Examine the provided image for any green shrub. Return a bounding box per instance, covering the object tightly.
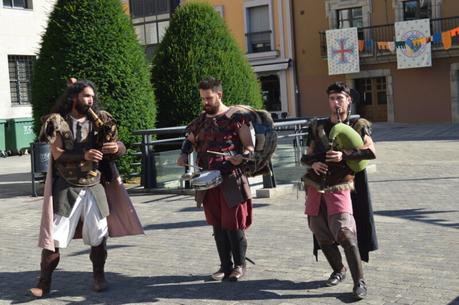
[151,2,263,127]
[31,0,156,177]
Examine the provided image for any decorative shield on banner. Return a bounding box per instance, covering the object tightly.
[395,19,432,69]
[326,27,360,75]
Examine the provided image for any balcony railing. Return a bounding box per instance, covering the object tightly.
[319,16,459,59]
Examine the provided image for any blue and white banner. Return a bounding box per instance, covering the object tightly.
[395,19,432,69]
[326,27,360,75]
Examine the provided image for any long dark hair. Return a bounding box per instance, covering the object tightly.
[51,80,100,116]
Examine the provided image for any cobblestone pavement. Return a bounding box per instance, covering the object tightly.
[0,123,458,305]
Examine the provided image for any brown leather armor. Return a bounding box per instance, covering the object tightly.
[40,113,101,187]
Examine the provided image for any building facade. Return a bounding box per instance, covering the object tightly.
[129,0,298,118]
[186,0,298,118]
[0,0,56,120]
[294,0,459,123]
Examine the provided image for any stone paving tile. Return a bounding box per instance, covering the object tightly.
[0,123,459,305]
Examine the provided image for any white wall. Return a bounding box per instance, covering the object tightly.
[0,0,56,120]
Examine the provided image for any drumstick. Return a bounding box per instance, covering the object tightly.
[183,163,203,170]
[206,150,228,157]
[207,150,253,161]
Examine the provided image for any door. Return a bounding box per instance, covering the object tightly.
[259,74,281,112]
[354,77,387,122]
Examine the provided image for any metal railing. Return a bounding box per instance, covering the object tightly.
[319,16,459,58]
[130,118,311,190]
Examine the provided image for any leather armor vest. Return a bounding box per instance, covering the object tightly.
[54,115,101,187]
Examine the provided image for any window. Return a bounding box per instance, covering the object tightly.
[3,0,32,9]
[130,0,178,60]
[403,0,431,20]
[134,20,169,45]
[336,7,364,39]
[246,5,272,53]
[214,5,224,17]
[8,55,34,105]
[337,7,363,28]
[130,0,169,18]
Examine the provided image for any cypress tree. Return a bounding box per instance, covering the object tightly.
[31,0,156,176]
[151,2,263,127]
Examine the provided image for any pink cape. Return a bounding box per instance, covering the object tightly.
[38,160,144,251]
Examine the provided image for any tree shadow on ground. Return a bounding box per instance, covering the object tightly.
[375,208,459,229]
[0,271,361,305]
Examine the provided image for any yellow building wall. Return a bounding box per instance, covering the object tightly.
[293,0,335,116]
[183,0,246,50]
[183,0,290,61]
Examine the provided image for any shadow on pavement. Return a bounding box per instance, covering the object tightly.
[375,208,459,229]
[1,271,360,305]
[370,176,459,183]
[371,123,459,142]
[143,220,208,231]
[0,172,36,199]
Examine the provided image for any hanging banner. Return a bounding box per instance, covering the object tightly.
[395,19,432,69]
[326,27,360,75]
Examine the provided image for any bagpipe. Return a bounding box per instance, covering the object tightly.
[86,107,118,147]
[85,107,119,179]
[328,108,367,173]
[302,108,368,192]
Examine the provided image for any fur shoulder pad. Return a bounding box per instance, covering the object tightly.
[39,113,72,144]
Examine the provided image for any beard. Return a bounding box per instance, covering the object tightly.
[204,102,219,115]
[75,100,90,115]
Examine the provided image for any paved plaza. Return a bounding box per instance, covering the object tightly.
[0,122,458,305]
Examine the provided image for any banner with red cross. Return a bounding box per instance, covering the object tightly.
[326,27,360,75]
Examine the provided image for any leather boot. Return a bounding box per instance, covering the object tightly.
[212,227,233,281]
[90,239,107,292]
[227,230,247,281]
[340,232,367,299]
[30,248,60,298]
[320,243,346,286]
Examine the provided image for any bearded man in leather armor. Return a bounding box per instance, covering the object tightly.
[30,79,143,297]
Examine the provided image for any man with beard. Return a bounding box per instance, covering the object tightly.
[177,77,254,281]
[29,80,143,297]
[301,82,377,300]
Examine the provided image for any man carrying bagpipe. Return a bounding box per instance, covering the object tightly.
[29,79,143,297]
[301,82,378,300]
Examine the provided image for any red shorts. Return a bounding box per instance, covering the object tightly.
[203,187,252,230]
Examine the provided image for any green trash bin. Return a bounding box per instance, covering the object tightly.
[5,117,36,155]
[0,119,6,157]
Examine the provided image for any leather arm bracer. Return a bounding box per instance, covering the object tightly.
[180,139,193,155]
[342,148,376,161]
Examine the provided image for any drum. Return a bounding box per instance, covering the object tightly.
[190,170,223,191]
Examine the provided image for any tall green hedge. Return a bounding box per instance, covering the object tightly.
[31,0,156,176]
[151,2,263,127]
